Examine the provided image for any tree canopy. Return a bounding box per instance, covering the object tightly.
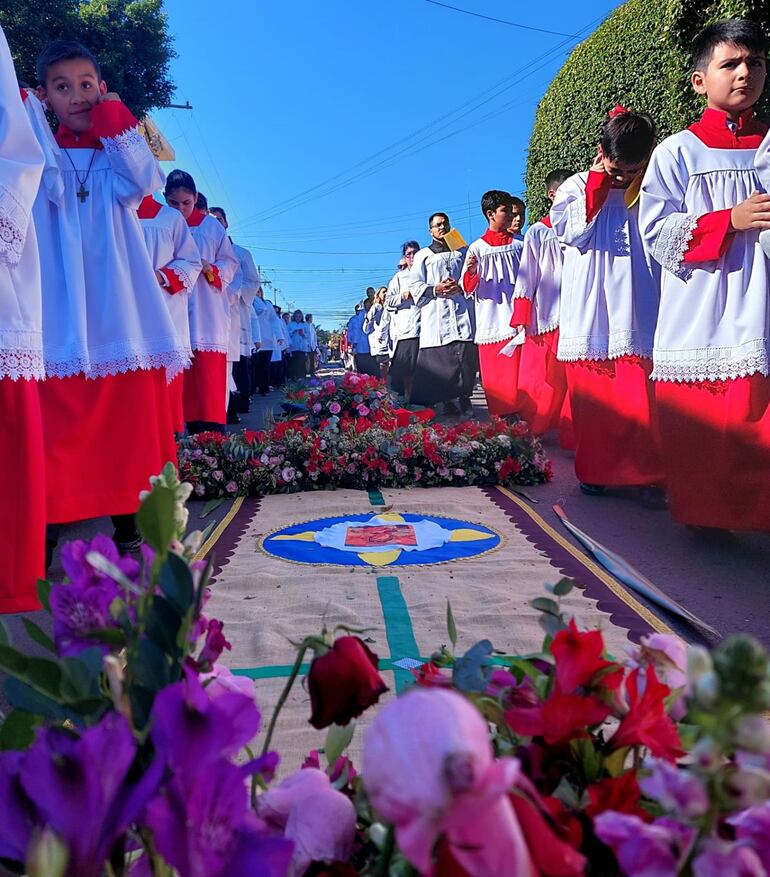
[524,0,770,218]
[1,0,175,119]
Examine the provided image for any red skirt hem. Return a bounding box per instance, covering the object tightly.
[655,373,770,531]
[183,350,226,423]
[565,356,664,487]
[0,378,44,613]
[517,329,567,435]
[39,368,176,523]
[478,340,521,417]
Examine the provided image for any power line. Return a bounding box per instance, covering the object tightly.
[423,0,578,37]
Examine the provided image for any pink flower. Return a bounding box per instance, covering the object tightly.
[692,839,766,877]
[259,768,355,876]
[357,404,370,416]
[362,688,538,876]
[312,403,322,413]
[200,664,256,701]
[280,467,296,482]
[626,633,688,720]
[329,402,341,414]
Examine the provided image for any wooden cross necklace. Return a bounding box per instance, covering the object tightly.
[63,147,97,203]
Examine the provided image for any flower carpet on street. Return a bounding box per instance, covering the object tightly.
[177,373,552,498]
[1,468,769,876]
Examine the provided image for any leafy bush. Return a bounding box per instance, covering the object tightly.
[525,0,770,218]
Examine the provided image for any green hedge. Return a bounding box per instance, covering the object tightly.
[524,0,770,218]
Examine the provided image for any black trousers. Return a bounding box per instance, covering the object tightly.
[233,356,251,412]
[254,349,273,395]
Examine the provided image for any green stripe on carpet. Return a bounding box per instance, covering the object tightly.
[376,575,421,692]
[232,656,429,680]
[367,489,386,506]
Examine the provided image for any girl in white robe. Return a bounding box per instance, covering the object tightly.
[163,169,238,430]
[137,195,202,432]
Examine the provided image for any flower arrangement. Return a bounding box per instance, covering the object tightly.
[288,373,394,428]
[1,471,769,877]
[178,416,552,499]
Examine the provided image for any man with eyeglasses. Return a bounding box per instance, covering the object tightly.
[408,213,477,414]
[386,240,421,404]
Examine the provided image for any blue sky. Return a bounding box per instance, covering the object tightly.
[154,0,619,329]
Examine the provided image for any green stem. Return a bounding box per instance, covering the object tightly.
[374,824,395,877]
[260,644,308,757]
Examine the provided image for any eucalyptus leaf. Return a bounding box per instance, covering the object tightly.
[546,578,574,597]
[0,620,8,647]
[159,553,194,615]
[325,721,355,767]
[453,639,494,692]
[24,657,64,699]
[531,597,561,616]
[21,617,55,653]
[0,643,28,676]
[37,578,52,612]
[446,600,457,651]
[4,677,67,720]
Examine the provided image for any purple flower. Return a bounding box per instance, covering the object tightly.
[0,752,36,861]
[639,759,709,819]
[692,839,766,877]
[225,480,238,493]
[197,618,232,667]
[144,758,293,877]
[729,803,770,868]
[329,402,341,414]
[3,713,161,877]
[312,403,322,413]
[151,667,261,775]
[357,404,370,416]
[595,812,696,877]
[212,470,224,481]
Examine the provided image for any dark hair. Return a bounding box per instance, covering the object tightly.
[545,169,573,191]
[36,40,101,86]
[692,19,767,72]
[305,313,313,319]
[401,240,420,255]
[210,206,227,221]
[164,169,197,197]
[599,111,657,165]
[428,212,450,227]
[511,196,526,213]
[196,193,208,211]
[480,189,512,218]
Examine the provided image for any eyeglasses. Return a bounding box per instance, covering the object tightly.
[430,222,449,230]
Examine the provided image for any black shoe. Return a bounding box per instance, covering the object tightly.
[227,413,241,425]
[115,535,143,555]
[443,401,460,416]
[638,486,669,511]
[579,482,607,497]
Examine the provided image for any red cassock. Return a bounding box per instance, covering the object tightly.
[0,379,45,612]
[182,349,227,423]
[477,341,521,417]
[41,369,177,523]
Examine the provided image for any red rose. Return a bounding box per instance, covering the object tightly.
[585,772,651,820]
[307,636,388,729]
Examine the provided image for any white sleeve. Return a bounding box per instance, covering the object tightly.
[0,30,44,267]
[550,173,602,250]
[385,273,402,310]
[512,228,541,302]
[755,127,770,191]
[408,249,433,304]
[639,142,701,279]
[459,240,480,296]
[213,225,240,287]
[167,213,202,292]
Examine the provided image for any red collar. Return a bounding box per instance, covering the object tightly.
[482,228,514,246]
[539,215,552,228]
[137,195,163,219]
[186,208,208,228]
[688,107,767,149]
[54,123,103,149]
[19,88,28,103]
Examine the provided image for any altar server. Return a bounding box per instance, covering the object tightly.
[640,19,770,531]
[252,289,275,395]
[386,241,421,402]
[0,28,46,611]
[552,108,664,505]
[410,212,476,413]
[137,195,202,432]
[164,169,238,432]
[512,170,572,442]
[461,190,523,418]
[35,40,186,549]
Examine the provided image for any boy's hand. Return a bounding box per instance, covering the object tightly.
[465,253,478,273]
[201,259,212,272]
[590,147,605,174]
[435,278,458,295]
[730,192,770,231]
[100,92,121,103]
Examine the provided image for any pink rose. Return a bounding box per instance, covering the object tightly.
[329,402,341,414]
[362,688,538,876]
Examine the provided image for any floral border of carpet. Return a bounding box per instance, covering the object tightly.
[178,373,552,499]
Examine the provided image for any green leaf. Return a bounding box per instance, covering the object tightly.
[531,597,561,616]
[4,678,66,720]
[604,746,631,777]
[24,657,63,699]
[84,627,127,647]
[60,648,104,702]
[136,485,177,555]
[145,596,183,655]
[159,553,194,615]
[21,617,55,653]
[201,498,225,518]
[546,578,574,597]
[0,710,40,751]
[0,643,28,676]
[130,638,170,692]
[538,613,566,637]
[37,578,52,613]
[453,639,494,692]
[325,722,356,768]
[0,621,8,647]
[446,600,457,651]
